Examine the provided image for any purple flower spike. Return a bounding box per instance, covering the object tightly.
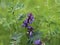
[34,39,42,45]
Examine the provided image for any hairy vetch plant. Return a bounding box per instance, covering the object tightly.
[22,13,43,45]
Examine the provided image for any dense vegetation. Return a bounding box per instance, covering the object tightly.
[0,0,60,45]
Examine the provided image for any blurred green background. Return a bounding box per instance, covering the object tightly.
[0,0,60,45]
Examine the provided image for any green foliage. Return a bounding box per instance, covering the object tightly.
[0,0,60,45]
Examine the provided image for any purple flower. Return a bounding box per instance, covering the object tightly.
[27,26,33,31]
[27,31,33,37]
[28,13,34,24]
[22,13,34,27]
[22,18,31,27]
[24,19,28,24]
[22,19,28,27]
[34,39,42,45]
[29,31,33,36]
[28,13,32,17]
[22,23,28,27]
[26,26,34,37]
